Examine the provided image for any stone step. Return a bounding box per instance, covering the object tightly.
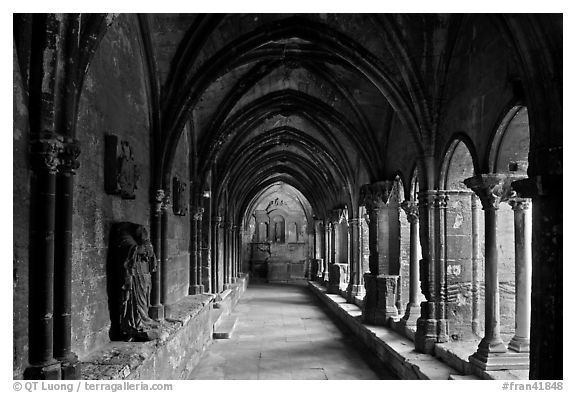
[213,315,238,339]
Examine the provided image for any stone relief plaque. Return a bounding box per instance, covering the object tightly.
[172,176,188,216]
[105,134,140,199]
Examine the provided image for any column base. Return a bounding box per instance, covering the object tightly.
[189,285,204,295]
[224,283,233,290]
[470,350,530,372]
[346,284,364,301]
[414,301,438,354]
[59,354,81,380]
[508,336,530,353]
[24,361,61,380]
[401,304,421,327]
[148,304,164,320]
[231,277,238,284]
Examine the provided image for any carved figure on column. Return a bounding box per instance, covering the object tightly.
[108,222,160,341]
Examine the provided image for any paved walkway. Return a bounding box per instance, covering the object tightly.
[188,282,397,380]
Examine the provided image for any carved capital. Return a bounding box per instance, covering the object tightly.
[160,192,171,211]
[360,181,395,211]
[464,174,521,210]
[433,192,449,209]
[509,197,531,211]
[30,136,63,174]
[348,218,359,226]
[212,216,224,228]
[400,201,419,224]
[58,139,81,174]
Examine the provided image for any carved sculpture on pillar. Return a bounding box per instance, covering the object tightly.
[108,222,161,341]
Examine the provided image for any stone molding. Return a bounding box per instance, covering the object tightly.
[58,139,81,174]
[508,197,531,211]
[30,135,64,174]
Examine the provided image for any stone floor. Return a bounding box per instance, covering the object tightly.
[188,282,398,380]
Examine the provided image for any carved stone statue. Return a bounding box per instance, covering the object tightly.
[108,222,159,341]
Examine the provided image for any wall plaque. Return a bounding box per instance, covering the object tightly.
[105,134,140,199]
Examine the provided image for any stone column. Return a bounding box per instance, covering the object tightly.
[323,221,332,283]
[434,191,449,343]
[508,198,532,353]
[347,218,363,299]
[159,193,170,314]
[189,207,204,294]
[360,181,399,325]
[400,201,420,326]
[471,194,481,336]
[196,209,204,292]
[201,197,212,293]
[230,225,238,283]
[25,136,63,379]
[414,190,449,353]
[53,139,81,379]
[513,166,562,379]
[465,174,522,371]
[212,216,223,293]
[149,190,164,320]
[223,222,231,289]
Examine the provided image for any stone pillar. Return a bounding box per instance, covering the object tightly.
[223,222,231,289]
[513,166,562,379]
[323,221,332,283]
[189,207,204,294]
[400,201,420,326]
[362,274,399,325]
[508,198,532,353]
[53,139,81,379]
[230,225,238,283]
[347,218,363,299]
[434,192,449,343]
[201,197,212,293]
[471,194,481,336]
[315,221,325,282]
[360,181,399,325]
[149,190,164,320]
[212,216,223,293]
[359,211,370,290]
[414,191,449,353]
[196,209,204,292]
[328,264,346,294]
[25,136,63,379]
[159,193,170,315]
[465,174,523,371]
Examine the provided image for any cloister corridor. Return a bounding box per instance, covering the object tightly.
[189,283,397,380]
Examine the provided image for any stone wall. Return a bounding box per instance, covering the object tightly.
[13,41,31,380]
[165,125,191,306]
[71,14,152,358]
